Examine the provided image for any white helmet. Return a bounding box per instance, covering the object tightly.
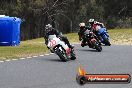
[88,19,95,23]
[79,23,85,27]
[45,24,52,28]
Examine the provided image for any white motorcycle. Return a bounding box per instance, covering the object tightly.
[47,35,76,62]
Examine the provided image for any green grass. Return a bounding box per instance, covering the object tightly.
[0,28,132,60]
[108,28,132,45]
[0,38,48,60]
[64,33,79,43]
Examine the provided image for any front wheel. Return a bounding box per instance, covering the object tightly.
[55,47,68,62]
[70,49,76,60]
[101,34,111,46]
[103,38,111,46]
[92,40,102,52]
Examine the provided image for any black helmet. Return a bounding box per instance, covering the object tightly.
[45,24,52,32]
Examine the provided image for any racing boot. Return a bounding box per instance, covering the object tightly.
[61,36,74,49]
[95,36,102,45]
[98,40,102,45]
[81,43,85,47]
[81,42,87,47]
[68,44,74,49]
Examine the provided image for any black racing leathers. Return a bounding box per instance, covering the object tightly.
[78,27,101,47]
[78,27,90,46]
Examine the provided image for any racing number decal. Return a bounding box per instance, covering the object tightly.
[50,40,56,47]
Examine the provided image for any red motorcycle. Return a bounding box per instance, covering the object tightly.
[83,31,102,52]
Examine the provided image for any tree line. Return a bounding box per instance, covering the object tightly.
[0,0,132,40]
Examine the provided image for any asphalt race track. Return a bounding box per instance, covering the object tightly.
[0,44,132,88]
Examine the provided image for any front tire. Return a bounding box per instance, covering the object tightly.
[56,48,68,62]
[92,40,102,52]
[103,38,111,46]
[70,49,76,60]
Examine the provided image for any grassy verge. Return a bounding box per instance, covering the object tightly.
[0,28,132,60]
[0,39,48,60]
[108,28,132,45]
[64,33,79,43]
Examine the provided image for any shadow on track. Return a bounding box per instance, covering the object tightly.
[41,58,65,62]
[101,44,111,46]
[40,57,76,63]
[45,59,62,62]
[76,49,99,52]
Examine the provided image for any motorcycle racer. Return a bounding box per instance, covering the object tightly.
[88,19,110,45]
[44,24,74,50]
[88,19,108,35]
[78,23,101,47]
